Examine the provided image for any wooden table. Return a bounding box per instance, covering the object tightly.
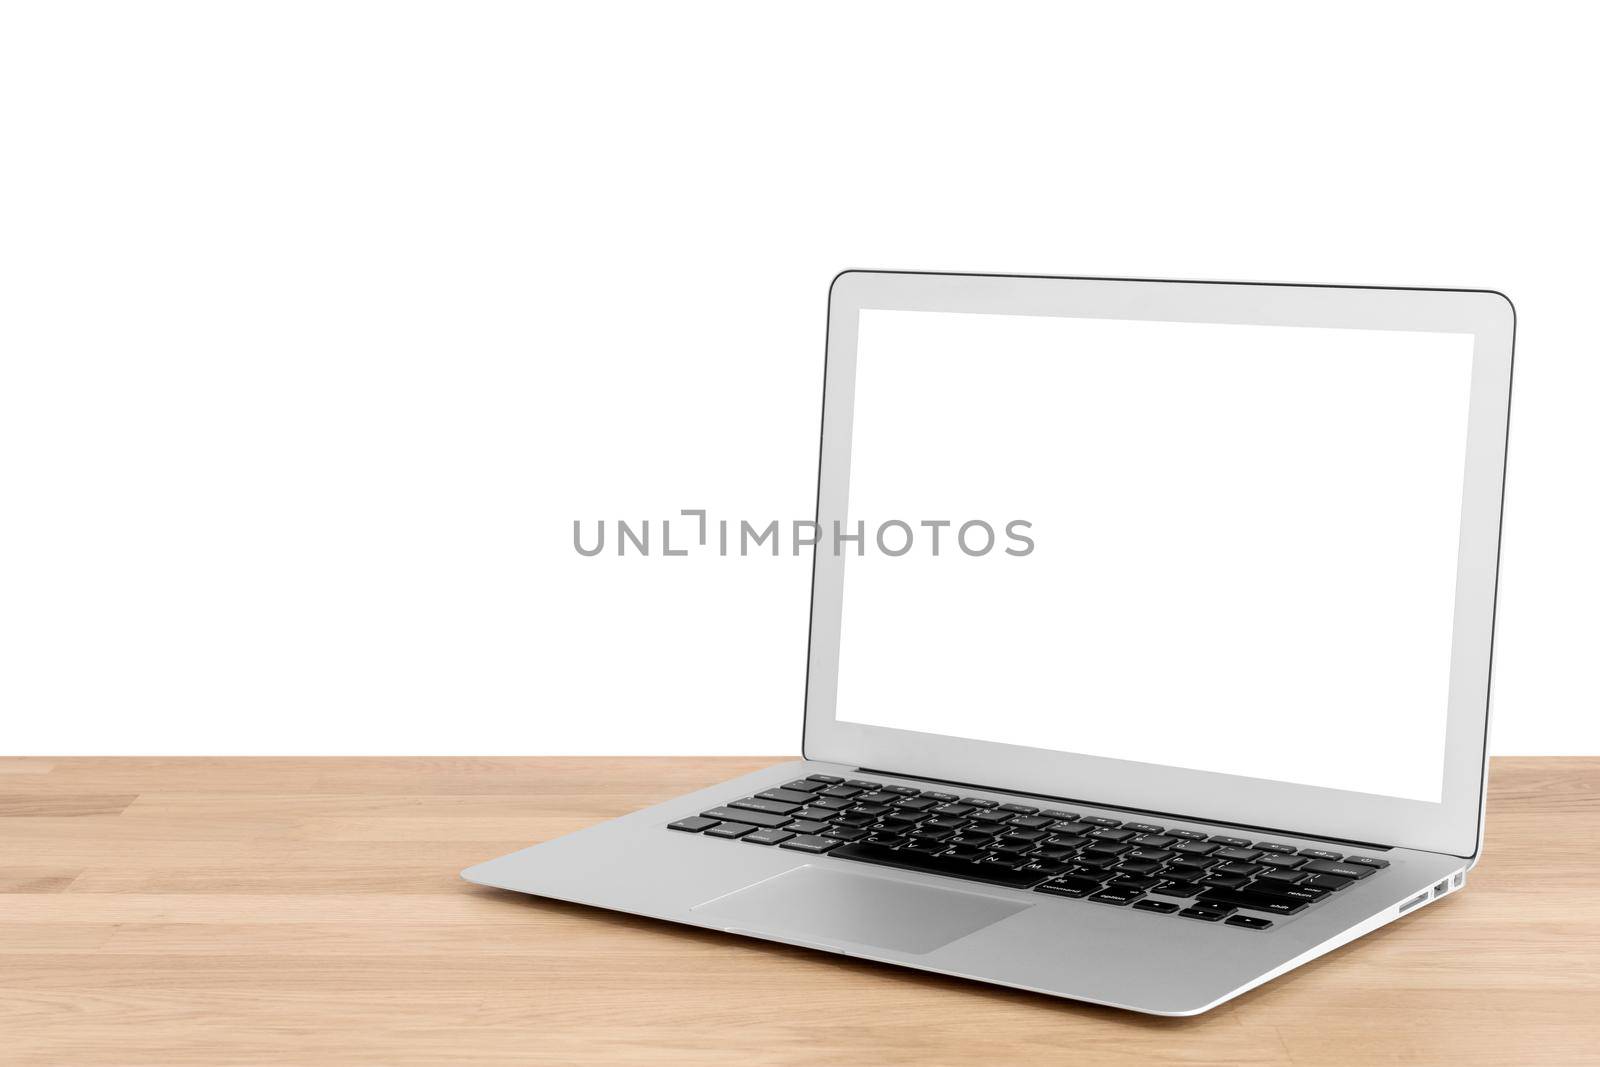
[1,757,1596,1065]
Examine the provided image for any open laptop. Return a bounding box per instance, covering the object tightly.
[465,271,1515,1015]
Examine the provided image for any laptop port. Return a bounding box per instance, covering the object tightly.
[1400,892,1429,914]
[1434,879,1449,898]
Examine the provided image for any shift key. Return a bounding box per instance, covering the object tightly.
[1196,887,1309,915]
[701,806,791,829]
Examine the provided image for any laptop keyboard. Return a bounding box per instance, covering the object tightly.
[668,774,1391,931]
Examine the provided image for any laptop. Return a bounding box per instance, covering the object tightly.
[465,271,1515,1015]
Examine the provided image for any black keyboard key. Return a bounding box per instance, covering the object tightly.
[1298,848,1344,861]
[1214,847,1262,863]
[824,826,868,841]
[1254,842,1297,854]
[1212,863,1263,879]
[1303,873,1358,891]
[1172,840,1221,856]
[978,854,1027,871]
[969,810,1013,826]
[1089,827,1137,843]
[1080,843,1130,859]
[1040,810,1080,820]
[933,803,976,817]
[1089,887,1144,906]
[999,803,1039,815]
[756,788,816,806]
[1163,861,1213,880]
[858,791,899,804]
[1009,815,1054,830]
[1110,874,1160,890]
[946,845,986,862]
[1300,860,1376,880]
[881,785,920,796]
[923,817,966,832]
[961,797,998,809]
[1123,847,1175,863]
[922,791,958,802]
[1035,875,1101,898]
[1165,829,1208,840]
[1180,907,1224,922]
[701,806,791,829]
[1019,860,1072,876]
[1133,899,1179,914]
[1210,835,1253,847]
[845,779,882,790]
[1152,879,1202,898]
[1002,828,1048,843]
[832,812,876,828]
[1134,834,1178,849]
[950,832,996,847]
[1256,868,1306,885]
[806,774,844,784]
[1344,855,1391,869]
[795,806,838,822]
[706,821,758,839]
[829,842,1050,888]
[809,796,853,811]
[902,838,947,855]
[852,802,892,817]
[785,818,831,835]
[1257,853,1307,870]
[895,796,939,812]
[780,834,842,854]
[1050,821,1096,836]
[1226,915,1273,930]
[912,826,955,842]
[1200,874,1252,890]
[1032,845,1076,861]
[1197,887,1309,915]
[1115,860,1163,876]
[989,839,1032,856]
[1072,853,1118,869]
[743,828,794,846]
[819,784,864,799]
[782,779,826,793]
[1046,834,1090,849]
[730,797,802,816]
[1189,900,1236,917]
[1079,816,1122,828]
[880,812,923,829]
[1124,822,1165,834]
[668,816,718,833]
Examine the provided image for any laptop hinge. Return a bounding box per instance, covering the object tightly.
[856,766,1397,852]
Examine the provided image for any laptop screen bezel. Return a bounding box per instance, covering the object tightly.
[801,271,1513,858]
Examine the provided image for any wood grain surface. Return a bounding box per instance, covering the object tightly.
[1,756,1597,1065]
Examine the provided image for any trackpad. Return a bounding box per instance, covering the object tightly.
[692,865,1031,955]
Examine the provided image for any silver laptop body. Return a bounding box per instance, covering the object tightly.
[465,271,1514,1015]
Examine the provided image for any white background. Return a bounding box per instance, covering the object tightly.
[838,311,1474,802]
[2,2,1596,755]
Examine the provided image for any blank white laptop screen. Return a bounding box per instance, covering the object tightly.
[835,308,1476,804]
